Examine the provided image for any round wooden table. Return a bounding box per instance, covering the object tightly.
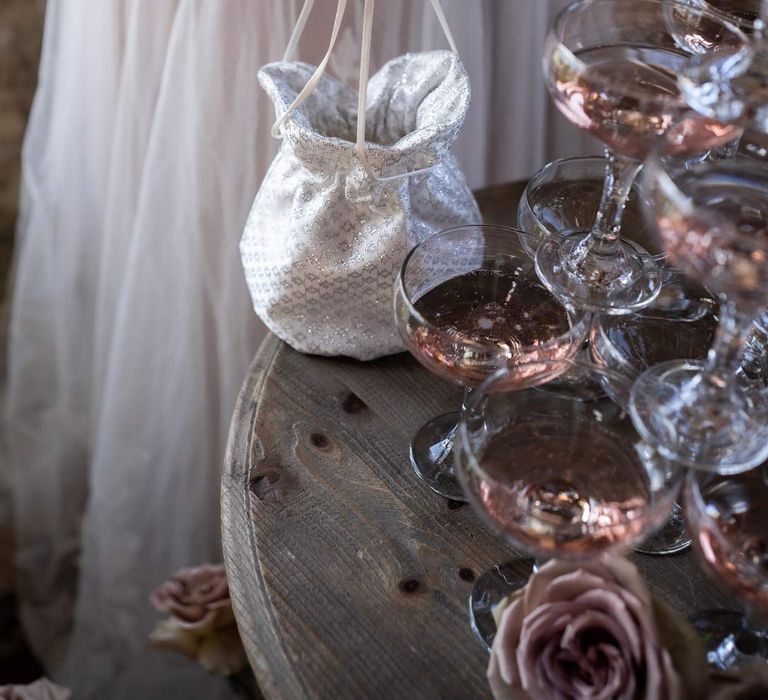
[221,183,735,700]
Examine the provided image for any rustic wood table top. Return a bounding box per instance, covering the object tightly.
[221,181,736,700]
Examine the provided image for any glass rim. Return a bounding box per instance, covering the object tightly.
[698,0,761,32]
[643,152,768,252]
[455,356,680,553]
[519,155,668,263]
[548,0,749,107]
[519,155,610,226]
[588,270,718,370]
[459,357,637,483]
[684,467,768,576]
[588,315,640,379]
[395,224,588,353]
[461,356,633,418]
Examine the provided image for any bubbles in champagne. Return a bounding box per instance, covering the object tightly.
[548,45,742,157]
[407,269,577,386]
[469,414,667,557]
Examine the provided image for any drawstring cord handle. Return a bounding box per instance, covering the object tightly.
[273,0,459,182]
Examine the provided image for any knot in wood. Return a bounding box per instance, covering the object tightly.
[458,568,475,582]
[341,393,368,414]
[397,578,423,595]
[310,432,330,450]
[249,470,280,500]
[446,499,466,510]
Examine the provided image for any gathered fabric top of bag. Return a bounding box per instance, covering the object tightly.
[240,0,481,361]
[259,50,470,179]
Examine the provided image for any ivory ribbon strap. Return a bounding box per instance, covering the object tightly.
[271,0,461,182]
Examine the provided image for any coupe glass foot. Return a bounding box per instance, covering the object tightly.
[630,360,768,473]
[536,232,662,314]
[469,559,535,649]
[634,502,691,555]
[409,412,466,501]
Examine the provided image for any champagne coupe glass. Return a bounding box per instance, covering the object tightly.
[592,273,718,554]
[630,156,768,473]
[518,156,661,400]
[537,0,746,314]
[394,225,589,501]
[517,155,661,260]
[685,467,768,669]
[679,0,768,137]
[456,358,684,646]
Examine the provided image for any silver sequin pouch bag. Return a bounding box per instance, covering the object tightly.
[241,0,480,360]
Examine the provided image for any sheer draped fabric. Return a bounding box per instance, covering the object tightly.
[8,1,291,694]
[6,0,595,696]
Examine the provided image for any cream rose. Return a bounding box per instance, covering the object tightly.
[149,563,247,676]
[488,558,708,700]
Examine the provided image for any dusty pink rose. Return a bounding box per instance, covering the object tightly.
[149,564,247,676]
[488,558,707,700]
[151,564,233,630]
[0,678,71,700]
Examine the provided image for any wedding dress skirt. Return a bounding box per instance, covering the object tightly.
[6,0,588,696]
[7,1,287,695]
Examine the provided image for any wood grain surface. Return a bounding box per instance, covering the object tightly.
[222,181,737,700]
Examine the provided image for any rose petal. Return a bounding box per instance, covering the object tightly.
[174,601,236,636]
[590,644,630,699]
[517,604,574,690]
[522,561,612,614]
[567,590,643,661]
[167,601,209,623]
[525,607,635,700]
[652,598,707,700]
[487,557,698,700]
[561,608,634,660]
[604,557,654,608]
[196,626,248,676]
[151,563,231,624]
[148,618,199,659]
[492,588,524,630]
[150,579,187,613]
[493,596,528,686]
[173,564,229,605]
[487,651,533,700]
[538,638,581,700]
[537,569,617,606]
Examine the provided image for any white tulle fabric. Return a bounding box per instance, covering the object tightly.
[6,0,597,698]
[8,1,289,697]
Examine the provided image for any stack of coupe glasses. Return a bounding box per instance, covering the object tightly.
[394,0,768,671]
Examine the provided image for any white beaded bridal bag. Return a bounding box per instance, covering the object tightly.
[241,0,480,360]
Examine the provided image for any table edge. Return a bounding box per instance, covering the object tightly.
[221,334,309,700]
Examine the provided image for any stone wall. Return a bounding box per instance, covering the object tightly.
[0,0,44,245]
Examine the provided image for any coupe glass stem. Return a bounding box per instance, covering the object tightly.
[430,388,473,468]
[586,150,642,258]
[701,300,755,390]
